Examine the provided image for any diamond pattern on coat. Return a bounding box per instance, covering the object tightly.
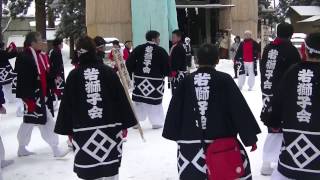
[287,134,320,168]
[55,76,64,89]
[72,140,81,155]
[137,79,155,97]
[177,147,190,176]
[191,148,207,174]
[116,131,124,155]
[12,77,17,87]
[156,83,164,95]
[0,68,8,81]
[82,129,117,162]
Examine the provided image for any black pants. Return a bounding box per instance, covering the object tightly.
[234,62,239,78]
[186,56,192,67]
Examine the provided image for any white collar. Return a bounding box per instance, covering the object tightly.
[147,41,157,45]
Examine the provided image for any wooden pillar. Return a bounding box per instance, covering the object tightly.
[205,9,211,43]
[219,0,232,31]
[86,0,132,42]
[231,0,258,39]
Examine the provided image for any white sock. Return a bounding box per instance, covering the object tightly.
[52,146,70,158]
[18,146,34,157]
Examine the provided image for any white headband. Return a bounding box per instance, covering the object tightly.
[78,48,88,54]
[96,44,105,49]
[305,43,320,55]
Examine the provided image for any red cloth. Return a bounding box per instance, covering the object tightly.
[54,88,62,97]
[300,43,307,61]
[169,71,177,78]
[122,129,128,138]
[206,138,245,180]
[37,52,50,97]
[243,40,254,62]
[108,51,114,61]
[272,37,283,46]
[8,42,17,52]
[73,63,80,69]
[24,99,36,112]
[25,48,49,97]
[123,48,130,61]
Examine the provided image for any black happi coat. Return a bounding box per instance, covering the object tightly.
[0,49,17,85]
[49,48,66,97]
[96,51,106,65]
[0,86,4,105]
[235,39,260,76]
[15,49,55,125]
[171,42,187,72]
[163,67,261,180]
[260,39,301,126]
[267,62,320,180]
[55,56,137,180]
[170,42,187,94]
[126,42,170,105]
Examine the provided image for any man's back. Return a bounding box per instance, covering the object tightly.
[126,42,170,105]
[260,39,301,122]
[126,42,170,78]
[268,61,320,180]
[261,40,301,93]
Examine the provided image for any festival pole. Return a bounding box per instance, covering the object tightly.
[112,48,145,141]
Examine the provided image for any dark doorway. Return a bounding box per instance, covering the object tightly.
[176,0,220,47]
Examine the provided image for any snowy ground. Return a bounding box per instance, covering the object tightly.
[1,58,271,180]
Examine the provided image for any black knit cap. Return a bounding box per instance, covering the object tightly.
[94,36,106,47]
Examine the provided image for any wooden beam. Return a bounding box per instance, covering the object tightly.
[176,0,210,5]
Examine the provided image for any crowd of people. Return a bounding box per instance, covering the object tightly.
[0,22,319,180]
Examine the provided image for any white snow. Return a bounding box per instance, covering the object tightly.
[1,57,271,180]
[6,35,25,48]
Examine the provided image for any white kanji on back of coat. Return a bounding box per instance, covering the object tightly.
[296,69,314,123]
[84,68,103,119]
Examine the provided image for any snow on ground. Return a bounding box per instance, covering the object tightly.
[1,58,271,180]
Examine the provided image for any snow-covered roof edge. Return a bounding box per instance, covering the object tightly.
[298,15,320,23]
[290,6,320,17]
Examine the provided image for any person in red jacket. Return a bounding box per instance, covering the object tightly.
[235,31,260,91]
[123,40,132,61]
[15,32,69,157]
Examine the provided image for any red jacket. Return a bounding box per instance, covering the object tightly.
[123,47,130,61]
[243,39,254,62]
